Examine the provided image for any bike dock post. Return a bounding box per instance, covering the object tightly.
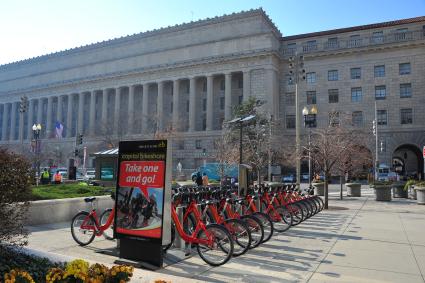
[174,206,186,251]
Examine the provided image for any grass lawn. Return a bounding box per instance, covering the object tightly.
[30,183,114,200]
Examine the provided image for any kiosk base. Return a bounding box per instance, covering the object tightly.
[119,237,163,269]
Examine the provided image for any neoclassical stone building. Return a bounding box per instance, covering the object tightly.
[0,9,424,177]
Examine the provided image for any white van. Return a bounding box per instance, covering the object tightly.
[377,164,398,181]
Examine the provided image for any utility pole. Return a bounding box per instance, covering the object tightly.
[374,101,379,180]
[288,54,306,189]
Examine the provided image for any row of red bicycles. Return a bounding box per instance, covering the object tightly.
[71,184,324,267]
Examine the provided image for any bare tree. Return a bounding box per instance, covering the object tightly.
[307,112,370,208]
[213,134,240,182]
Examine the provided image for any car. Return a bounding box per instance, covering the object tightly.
[282,174,295,183]
[85,170,96,180]
[301,173,310,181]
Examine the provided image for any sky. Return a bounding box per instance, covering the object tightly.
[0,0,424,65]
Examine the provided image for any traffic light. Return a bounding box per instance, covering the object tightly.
[19,96,28,113]
[76,134,83,145]
[74,149,79,157]
[372,120,376,135]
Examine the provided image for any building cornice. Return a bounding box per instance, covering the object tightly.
[0,48,281,97]
[0,8,281,69]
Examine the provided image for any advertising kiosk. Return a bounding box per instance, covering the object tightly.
[114,140,171,269]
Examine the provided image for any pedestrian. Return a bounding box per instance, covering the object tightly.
[53,170,62,184]
[40,168,50,185]
[195,171,203,186]
[202,172,209,186]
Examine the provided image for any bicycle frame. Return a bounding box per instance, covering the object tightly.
[171,203,211,246]
[80,207,115,235]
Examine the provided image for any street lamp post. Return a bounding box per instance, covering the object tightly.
[302,106,317,190]
[288,55,306,189]
[32,123,42,186]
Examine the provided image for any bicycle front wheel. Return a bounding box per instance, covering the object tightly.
[269,206,293,233]
[223,218,251,257]
[196,223,234,266]
[71,211,96,246]
[99,208,114,240]
[252,212,274,243]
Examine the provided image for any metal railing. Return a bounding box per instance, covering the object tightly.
[282,29,425,56]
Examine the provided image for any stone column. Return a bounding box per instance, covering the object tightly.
[142,83,149,133]
[172,79,180,130]
[128,85,135,134]
[114,88,121,136]
[224,72,232,120]
[188,77,196,132]
[10,102,17,140]
[243,70,251,101]
[157,81,164,132]
[89,91,96,136]
[265,68,279,118]
[27,99,34,140]
[46,96,53,138]
[206,75,214,131]
[57,95,63,128]
[77,93,84,134]
[101,90,108,130]
[37,99,43,134]
[1,104,8,141]
[66,94,73,137]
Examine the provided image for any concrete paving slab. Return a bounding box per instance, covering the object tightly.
[308,264,424,283]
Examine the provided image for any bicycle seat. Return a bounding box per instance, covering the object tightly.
[84,197,96,203]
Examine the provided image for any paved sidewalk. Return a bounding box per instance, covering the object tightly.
[26,186,425,282]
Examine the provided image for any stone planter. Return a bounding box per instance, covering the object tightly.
[346,183,361,197]
[374,185,392,201]
[392,183,407,198]
[313,182,325,196]
[414,186,425,205]
[409,186,417,200]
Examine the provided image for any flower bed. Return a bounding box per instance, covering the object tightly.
[0,248,134,283]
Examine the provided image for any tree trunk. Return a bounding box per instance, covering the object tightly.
[340,176,343,200]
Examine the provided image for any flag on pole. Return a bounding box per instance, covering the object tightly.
[55,121,64,139]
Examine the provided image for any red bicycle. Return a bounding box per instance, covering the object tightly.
[70,197,115,246]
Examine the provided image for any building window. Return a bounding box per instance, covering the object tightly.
[177,140,185,150]
[306,91,316,105]
[303,40,317,52]
[328,89,339,103]
[329,112,340,127]
[306,72,316,83]
[285,92,295,106]
[202,114,206,130]
[395,28,409,40]
[399,63,411,75]
[350,68,361,79]
[400,83,412,98]
[220,97,225,110]
[286,74,294,85]
[286,115,295,129]
[286,42,296,55]
[351,87,362,102]
[170,102,173,113]
[238,95,243,105]
[377,110,387,125]
[202,80,207,92]
[238,78,243,89]
[352,111,363,127]
[185,83,190,93]
[326,37,338,48]
[220,79,225,91]
[372,31,384,43]
[348,34,362,47]
[374,65,385,77]
[195,140,202,149]
[202,98,207,111]
[375,85,386,100]
[400,108,413,124]
[328,70,338,81]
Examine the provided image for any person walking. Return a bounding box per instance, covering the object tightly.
[53,170,62,184]
[40,168,50,185]
[195,171,203,186]
[202,172,209,186]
